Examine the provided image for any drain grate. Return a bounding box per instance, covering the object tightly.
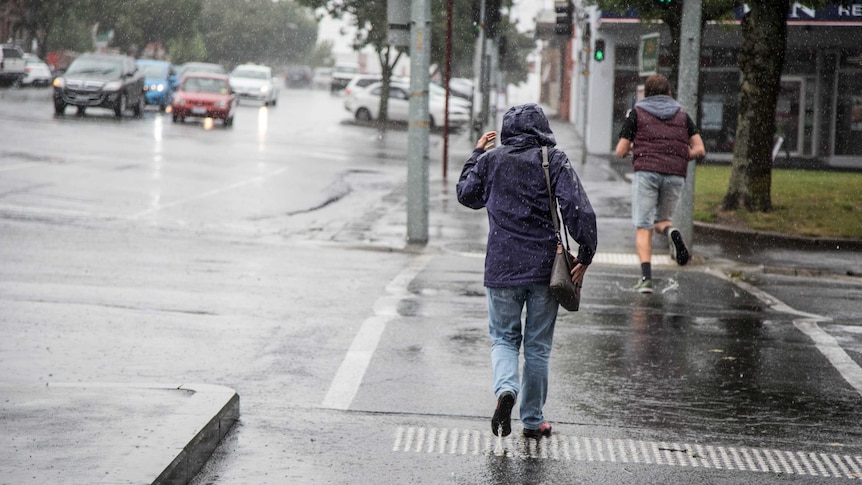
[393,427,862,479]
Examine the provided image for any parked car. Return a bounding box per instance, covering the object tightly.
[428,82,472,111]
[136,59,178,111]
[20,54,53,87]
[344,81,470,130]
[311,67,332,90]
[0,44,26,87]
[229,64,278,106]
[171,73,237,127]
[285,65,312,88]
[177,62,225,78]
[52,53,145,117]
[343,74,408,97]
[444,77,474,101]
[330,63,359,94]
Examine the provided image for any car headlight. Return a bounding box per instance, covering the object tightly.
[260,85,270,93]
[156,84,164,92]
[103,81,122,91]
[53,77,65,88]
[173,96,184,105]
[215,100,227,108]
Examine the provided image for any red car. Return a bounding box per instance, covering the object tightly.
[171,73,236,127]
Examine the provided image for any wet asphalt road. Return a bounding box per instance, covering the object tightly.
[1,86,861,484]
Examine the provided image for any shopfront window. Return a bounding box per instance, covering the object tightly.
[835,52,862,156]
[699,71,739,154]
[776,78,804,155]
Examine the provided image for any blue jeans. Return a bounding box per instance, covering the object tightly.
[487,285,559,430]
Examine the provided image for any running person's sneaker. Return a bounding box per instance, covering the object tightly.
[634,278,653,294]
[491,391,515,437]
[668,227,690,266]
[523,421,553,439]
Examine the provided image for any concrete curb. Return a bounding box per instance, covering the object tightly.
[694,221,862,252]
[47,382,239,485]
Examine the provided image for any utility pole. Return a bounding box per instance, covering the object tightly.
[673,0,702,246]
[407,0,431,244]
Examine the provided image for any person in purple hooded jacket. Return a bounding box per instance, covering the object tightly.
[615,73,706,294]
[457,103,597,439]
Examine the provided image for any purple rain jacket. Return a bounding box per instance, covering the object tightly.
[456,103,598,288]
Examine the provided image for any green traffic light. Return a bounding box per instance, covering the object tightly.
[595,51,604,61]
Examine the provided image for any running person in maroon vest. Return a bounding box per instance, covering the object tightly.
[615,74,706,294]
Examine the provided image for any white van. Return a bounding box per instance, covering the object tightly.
[0,44,26,86]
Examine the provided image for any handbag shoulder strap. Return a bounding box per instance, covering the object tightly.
[541,146,571,249]
[541,146,560,234]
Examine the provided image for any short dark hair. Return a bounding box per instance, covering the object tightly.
[644,74,671,97]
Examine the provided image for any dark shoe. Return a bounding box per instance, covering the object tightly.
[668,228,690,266]
[491,391,515,437]
[634,278,653,294]
[523,421,552,439]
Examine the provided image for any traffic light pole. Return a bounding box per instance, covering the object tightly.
[407,0,430,244]
[672,0,702,247]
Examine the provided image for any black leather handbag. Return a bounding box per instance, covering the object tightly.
[542,146,582,311]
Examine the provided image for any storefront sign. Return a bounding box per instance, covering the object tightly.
[599,3,862,25]
[639,33,660,77]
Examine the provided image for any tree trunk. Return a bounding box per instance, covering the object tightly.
[722,1,789,212]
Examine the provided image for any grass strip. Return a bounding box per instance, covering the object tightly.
[694,166,862,239]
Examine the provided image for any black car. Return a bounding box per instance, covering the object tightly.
[52,53,145,117]
[285,65,312,89]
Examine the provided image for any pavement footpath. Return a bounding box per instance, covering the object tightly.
[1,116,859,485]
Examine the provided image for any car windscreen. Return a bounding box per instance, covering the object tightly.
[231,69,268,80]
[139,64,167,78]
[182,77,229,94]
[66,58,122,77]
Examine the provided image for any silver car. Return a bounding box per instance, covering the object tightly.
[21,54,53,87]
[228,64,279,106]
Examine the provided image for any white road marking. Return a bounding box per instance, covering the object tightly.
[321,254,433,410]
[393,426,862,478]
[707,268,862,398]
[128,167,289,219]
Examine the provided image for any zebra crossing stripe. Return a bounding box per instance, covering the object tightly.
[393,426,862,479]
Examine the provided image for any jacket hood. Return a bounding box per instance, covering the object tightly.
[635,94,682,120]
[500,103,556,147]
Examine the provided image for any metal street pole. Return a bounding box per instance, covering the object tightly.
[673,0,702,247]
[407,0,431,244]
[442,0,453,180]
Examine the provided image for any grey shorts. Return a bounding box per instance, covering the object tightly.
[631,170,685,229]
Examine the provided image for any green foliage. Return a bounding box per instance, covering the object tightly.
[297,0,533,84]
[166,33,207,65]
[47,11,94,53]
[200,0,318,68]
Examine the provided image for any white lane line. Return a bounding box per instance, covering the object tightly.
[794,320,862,397]
[321,254,432,410]
[0,162,42,172]
[707,268,862,398]
[128,167,289,219]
